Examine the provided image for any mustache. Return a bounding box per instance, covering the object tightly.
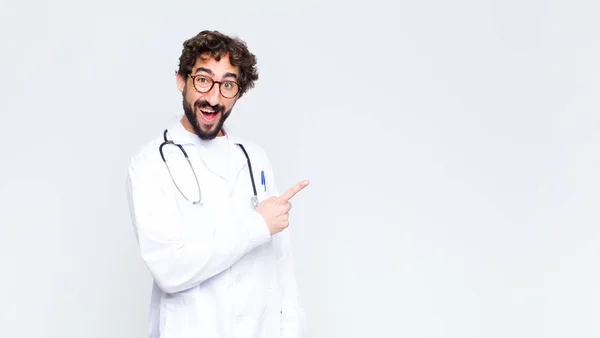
[195,100,225,114]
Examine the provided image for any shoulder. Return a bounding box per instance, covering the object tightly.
[230,134,272,164]
[127,132,166,179]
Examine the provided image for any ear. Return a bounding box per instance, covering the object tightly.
[176,72,186,93]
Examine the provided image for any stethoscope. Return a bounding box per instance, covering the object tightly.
[158,129,259,209]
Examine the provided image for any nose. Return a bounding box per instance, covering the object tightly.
[205,83,221,106]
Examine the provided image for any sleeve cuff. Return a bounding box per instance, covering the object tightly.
[245,210,272,248]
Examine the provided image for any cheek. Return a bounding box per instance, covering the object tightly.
[224,98,237,111]
[184,89,202,106]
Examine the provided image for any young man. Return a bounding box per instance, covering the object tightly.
[126,30,308,338]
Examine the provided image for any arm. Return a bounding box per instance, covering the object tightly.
[126,157,271,294]
[264,158,307,338]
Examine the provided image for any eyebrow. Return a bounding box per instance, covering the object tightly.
[194,67,238,80]
[194,67,213,75]
[222,72,238,80]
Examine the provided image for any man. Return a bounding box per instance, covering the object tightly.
[126,30,308,338]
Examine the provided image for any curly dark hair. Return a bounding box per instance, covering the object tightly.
[177,30,259,98]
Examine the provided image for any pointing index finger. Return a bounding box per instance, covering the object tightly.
[279,180,309,203]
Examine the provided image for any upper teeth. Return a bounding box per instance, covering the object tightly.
[201,108,215,113]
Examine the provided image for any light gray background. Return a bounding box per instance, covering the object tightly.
[1,0,598,337]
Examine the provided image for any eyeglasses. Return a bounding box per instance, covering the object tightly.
[188,74,240,99]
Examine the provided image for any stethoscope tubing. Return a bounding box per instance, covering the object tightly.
[159,129,258,208]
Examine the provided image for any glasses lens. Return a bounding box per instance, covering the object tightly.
[220,82,239,98]
[194,76,213,92]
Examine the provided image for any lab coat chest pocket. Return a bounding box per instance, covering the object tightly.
[254,166,270,203]
[231,162,269,205]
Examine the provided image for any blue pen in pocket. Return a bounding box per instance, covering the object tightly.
[260,170,266,192]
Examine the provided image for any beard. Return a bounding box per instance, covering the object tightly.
[182,88,232,140]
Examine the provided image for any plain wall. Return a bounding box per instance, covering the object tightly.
[1,0,599,337]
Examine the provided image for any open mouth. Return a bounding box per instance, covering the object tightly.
[198,107,221,124]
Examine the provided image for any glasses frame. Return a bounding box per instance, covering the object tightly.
[188,74,240,99]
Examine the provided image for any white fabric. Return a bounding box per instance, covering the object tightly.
[183,127,230,181]
[126,116,306,338]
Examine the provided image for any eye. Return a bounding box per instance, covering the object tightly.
[197,76,211,83]
[222,82,235,89]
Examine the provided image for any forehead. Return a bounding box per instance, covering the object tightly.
[192,54,239,76]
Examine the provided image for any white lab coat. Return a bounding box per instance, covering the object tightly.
[126,116,306,338]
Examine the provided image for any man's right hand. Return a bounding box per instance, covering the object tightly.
[256,180,309,235]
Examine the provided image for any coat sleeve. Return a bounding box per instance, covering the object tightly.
[263,154,307,338]
[125,154,271,294]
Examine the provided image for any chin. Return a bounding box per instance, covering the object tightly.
[200,124,217,133]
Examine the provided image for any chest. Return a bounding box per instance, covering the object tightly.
[161,143,270,212]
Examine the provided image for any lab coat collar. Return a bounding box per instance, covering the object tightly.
[166,116,247,189]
